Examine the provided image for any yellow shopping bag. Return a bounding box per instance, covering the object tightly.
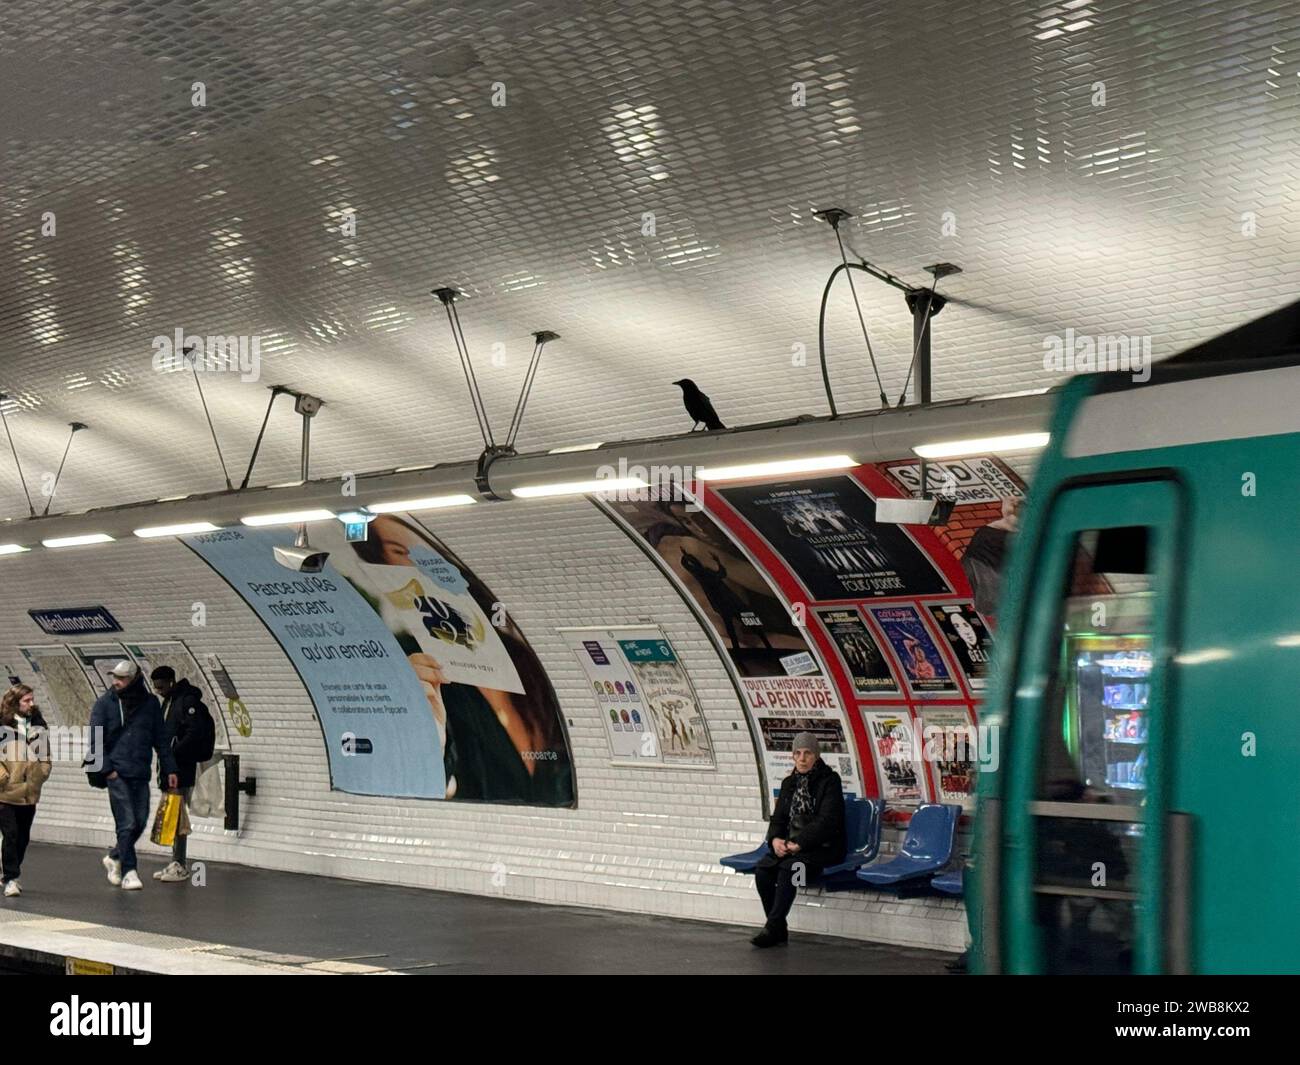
[150,791,184,847]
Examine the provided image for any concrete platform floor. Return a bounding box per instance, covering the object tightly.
[0,842,952,975]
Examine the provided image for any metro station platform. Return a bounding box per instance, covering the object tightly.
[0,843,951,976]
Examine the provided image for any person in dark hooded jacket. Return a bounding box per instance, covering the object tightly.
[751,732,846,947]
[87,662,177,891]
[150,667,215,882]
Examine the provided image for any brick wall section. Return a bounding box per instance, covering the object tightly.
[935,500,1003,560]
[0,502,964,953]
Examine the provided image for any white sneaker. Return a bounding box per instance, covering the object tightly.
[3,880,20,897]
[157,862,188,883]
[102,854,122,886]
[120,870,143,891]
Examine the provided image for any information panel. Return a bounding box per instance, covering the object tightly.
[562,626,713,767]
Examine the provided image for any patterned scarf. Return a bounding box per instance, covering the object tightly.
[790,769,814,832]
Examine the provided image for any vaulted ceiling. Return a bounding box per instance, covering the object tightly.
[2,0,1297,517]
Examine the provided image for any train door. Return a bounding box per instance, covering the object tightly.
[994,477,1187,974]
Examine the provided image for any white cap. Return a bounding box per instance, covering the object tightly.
[109,660,136,678]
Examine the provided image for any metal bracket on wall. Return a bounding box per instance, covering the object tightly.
[222,752,257,832]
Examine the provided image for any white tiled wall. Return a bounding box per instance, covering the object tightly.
[1,500,963,953]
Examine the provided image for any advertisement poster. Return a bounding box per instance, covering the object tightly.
[744,675,856,790]
[920,706,978,806]
[868,605,959,694]
[125,641,232,748]
[815,607,899,696]
[17,646,97,728]
[880,456,1025,507]
[184,526,445,799]
[603,495,861,797]
[863,709,922,802]
[926,603,993,691]
[562,626,712,766]
[185,517,574,806]
[714,476,950,600]
[564,630,651,761]
[316,521,523,695]
[605,496,814,677]
[619,637,712,766]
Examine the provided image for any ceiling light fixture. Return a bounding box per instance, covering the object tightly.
[134,521,221,538]
[696,454,858,481]
[512,476,648,499]
[913,432,1050,459]
[241,508,335,528]
[367,494,477,514]
[547,442,605,454]
[0,544,30,556]
[42,533,115,548]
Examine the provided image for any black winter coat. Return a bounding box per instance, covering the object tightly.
[160,679,216,789]
[765,758,847,868]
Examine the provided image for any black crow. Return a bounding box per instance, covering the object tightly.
[673,378,726,431]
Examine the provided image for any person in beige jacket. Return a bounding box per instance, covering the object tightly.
[0,685,52,897]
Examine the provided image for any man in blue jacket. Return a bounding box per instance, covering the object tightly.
[88,662,177,891]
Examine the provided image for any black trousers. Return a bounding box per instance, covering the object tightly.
[754,855,823,930]
[0,802,37,882]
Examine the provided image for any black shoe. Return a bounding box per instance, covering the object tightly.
[750,926,789,948]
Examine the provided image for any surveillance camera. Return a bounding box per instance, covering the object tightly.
[875,497,938,525]
[875,496,959,526]
[273,543,330,572]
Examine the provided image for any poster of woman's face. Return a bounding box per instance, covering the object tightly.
[317,514,575,806]
[927,602,993,690]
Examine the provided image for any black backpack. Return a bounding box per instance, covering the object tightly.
[192,703,217,762]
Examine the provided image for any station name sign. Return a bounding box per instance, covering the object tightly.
[28,606,123,636]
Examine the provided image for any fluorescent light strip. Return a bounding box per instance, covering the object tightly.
[134,521,221,538]
[367,494,477,514]
[975,387,1050,401]
[547,442,605,454]
[696,454,857,481]
[913,432,1050,459]
[241,509,336,527]
[512,477,648,499]
[0,544,30,556]
[42,533,115,549]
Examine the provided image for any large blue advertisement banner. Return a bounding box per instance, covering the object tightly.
[183,527,447,798]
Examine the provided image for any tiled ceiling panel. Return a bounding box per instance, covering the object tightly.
[1,0,1297,515]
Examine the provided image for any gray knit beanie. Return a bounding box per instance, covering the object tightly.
[792,731,820,754]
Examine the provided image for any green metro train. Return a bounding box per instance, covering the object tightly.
[972,300,1300,974]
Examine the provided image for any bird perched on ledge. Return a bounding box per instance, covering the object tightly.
[673,378,726,431]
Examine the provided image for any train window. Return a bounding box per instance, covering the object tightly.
[1031,526,1156,974]
[1037,528,1154,803]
